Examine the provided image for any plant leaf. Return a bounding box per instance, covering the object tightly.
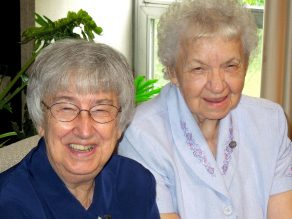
[134,75,162,105]
[0,132,17,139]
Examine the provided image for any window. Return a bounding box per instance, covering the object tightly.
[134,0,265,97]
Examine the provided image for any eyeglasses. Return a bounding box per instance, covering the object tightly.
[41,101,121,124]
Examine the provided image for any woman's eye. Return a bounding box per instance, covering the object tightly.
[92,109,110,117]
[63,107,73,110]
[192,67,205,74]
[60,107,76,112]
[225,64,239,72]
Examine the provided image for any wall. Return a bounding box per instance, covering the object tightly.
[35,0,133,65]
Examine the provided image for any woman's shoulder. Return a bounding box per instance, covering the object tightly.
[134,83,172,120]
[0,142,45,197]
[234,95,287,129]
[107,155,155,188]
[0,160,42,216]
[103,155,156,205]
[107,155,154,181]
[238,95,284,113]
[0,159,32,195]
[101,155,159,218]
[135,97,165,121]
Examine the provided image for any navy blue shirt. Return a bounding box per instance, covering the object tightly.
[0,138,160,219]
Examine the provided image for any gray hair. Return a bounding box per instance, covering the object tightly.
[26,39,134,132]
[158,0,258,78]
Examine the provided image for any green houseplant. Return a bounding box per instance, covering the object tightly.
[134,75,161,104]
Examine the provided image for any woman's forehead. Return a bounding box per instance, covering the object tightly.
[176,36,246,67]
[45,89,118,103]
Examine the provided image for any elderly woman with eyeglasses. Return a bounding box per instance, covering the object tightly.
[0,39,160,219]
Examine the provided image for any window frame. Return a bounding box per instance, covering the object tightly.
[134,0,169,77]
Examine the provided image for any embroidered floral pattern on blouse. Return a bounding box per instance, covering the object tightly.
[181,119,235,177]
[180,121,216,177]
[221,127,234,175]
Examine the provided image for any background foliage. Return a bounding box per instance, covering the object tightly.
[240,0,264,6]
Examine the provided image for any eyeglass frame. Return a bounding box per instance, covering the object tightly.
[41,101,122,124]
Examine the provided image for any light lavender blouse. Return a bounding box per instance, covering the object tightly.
[118,83,292,219]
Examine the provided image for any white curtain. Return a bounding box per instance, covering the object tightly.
[261,0,292,138]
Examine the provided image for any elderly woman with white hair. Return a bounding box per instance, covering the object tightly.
[118,0,292,218]
[0,39,160,219]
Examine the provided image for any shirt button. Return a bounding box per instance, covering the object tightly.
[223,205,233,216]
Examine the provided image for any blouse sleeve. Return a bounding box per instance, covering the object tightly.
[270,106,292,195]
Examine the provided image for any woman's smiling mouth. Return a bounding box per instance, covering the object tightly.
[204,95,228,104]
[69,144,95,152]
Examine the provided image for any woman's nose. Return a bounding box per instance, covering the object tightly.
[73,110,95,138]
[206,69,225,93]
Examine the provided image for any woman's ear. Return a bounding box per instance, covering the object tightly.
[168,67,179,86]
[38,126,45,137]
[117,128,122,140]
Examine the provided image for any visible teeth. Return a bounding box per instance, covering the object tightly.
[69,144,94,152]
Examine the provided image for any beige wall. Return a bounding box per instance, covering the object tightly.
[35,0,133,66]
